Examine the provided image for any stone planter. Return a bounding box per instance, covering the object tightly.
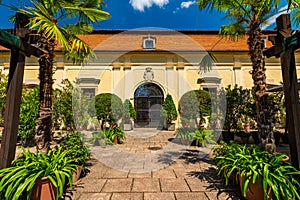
[167,123,175,131]
[123,123,132,131]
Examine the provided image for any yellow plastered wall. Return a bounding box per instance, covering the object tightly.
[218,69,233,87]
[242,68,253,88]
[98,69,112,93]
[185,69,199,89]
[65,70,79,83]
[24,70,39,80]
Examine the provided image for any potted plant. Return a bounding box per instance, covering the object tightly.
[175,127,196,145]
[193,128,216,147]
[214,143,300,200]
[89,130,111,147]
[109,126,126,144]
[161,94,178,131]
[123,99,136,131]
[0,147,76,200]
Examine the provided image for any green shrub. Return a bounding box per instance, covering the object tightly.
[53,79,75,131]
[178,90,211,127]
[18,87,39,142]
[60,131,90,166]
[0,72,7,126]
[161,94,178,124]
[95,93,123,127]
[123,99,136,124]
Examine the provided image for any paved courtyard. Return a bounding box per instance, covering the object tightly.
[66,129,241,200]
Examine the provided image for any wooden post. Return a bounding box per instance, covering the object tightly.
[277,14,300,169]
[0,13,29,169]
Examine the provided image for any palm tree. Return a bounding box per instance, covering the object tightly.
[15,0,110,151]
[197,0,299,151]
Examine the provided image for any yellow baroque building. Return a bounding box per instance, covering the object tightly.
[0,30,298,128]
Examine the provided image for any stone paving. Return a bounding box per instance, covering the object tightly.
[66,129,242,200]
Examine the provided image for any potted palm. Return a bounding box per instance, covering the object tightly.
[161,94,178,131]
[0,147,76,200]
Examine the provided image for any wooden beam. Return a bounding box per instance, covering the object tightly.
[0,13,28,169]
[277,14,300,169]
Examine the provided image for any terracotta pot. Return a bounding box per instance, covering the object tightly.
[244,124,250,132]
[113,136,118,144]
[180,138,189,145]
[239,175,271,200]
[72,166,83,182]
[30,177,56,200]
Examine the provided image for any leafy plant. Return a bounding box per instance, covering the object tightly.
[18,86,39,142]
[193,129,216,147]
[53,79,75,131]
[123,99,136,124]
[95,93,123,128]
[213,143,300,200]
[178,90,211,127]
[89,130,111,146]
[0,71,7,126]
[106,127,126,143]
[161,94,178,124]
[175,127,196,142]
[0,147,77,200]
[60,131,90,166]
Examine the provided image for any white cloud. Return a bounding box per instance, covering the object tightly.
[180,1,196,9]
[261,5,288,30]
[129,0,169,12]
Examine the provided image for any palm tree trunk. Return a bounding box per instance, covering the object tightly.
[35,34,54,152]
[248,21,275,152]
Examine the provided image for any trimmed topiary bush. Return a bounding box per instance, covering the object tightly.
[123,99,136,124]
[161,94,178,124]
[95,93,123,128]
[178,90,211,127]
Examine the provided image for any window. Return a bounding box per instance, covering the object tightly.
[143,35,156,50]
[82,88,96,99]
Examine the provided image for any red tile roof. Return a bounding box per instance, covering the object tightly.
[0,30,276,52]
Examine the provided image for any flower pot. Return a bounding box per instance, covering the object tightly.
[72,166,83,182]
[244,124,250,132]
[239,175,271,200]
[113,136,118,144]
[30,177,56,200]
[180,138,189,145]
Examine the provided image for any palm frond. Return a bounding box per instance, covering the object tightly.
[65,22,93,34]
[65,6,110,22]
[199,52,218,73]
[219,23,247,41]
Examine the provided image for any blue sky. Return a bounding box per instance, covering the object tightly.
[0,0,278,30]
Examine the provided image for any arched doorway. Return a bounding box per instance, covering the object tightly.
[134,83,164,128]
